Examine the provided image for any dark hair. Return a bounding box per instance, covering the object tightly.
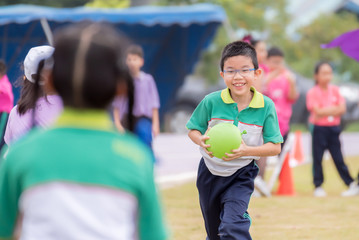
[16,63,46,116]
[220,41,258,71]
[126,44,144,58]
[0,59,7,75]
[314,61,332,75]
[51,22,135,131]
[267,47,284,58]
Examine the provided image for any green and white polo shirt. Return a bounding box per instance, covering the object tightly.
[186,87,283,177]
[0,108,167,240]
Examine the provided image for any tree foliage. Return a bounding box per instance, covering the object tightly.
[158,0,359,83]
[86,0,130,8]
[288,12,359,81]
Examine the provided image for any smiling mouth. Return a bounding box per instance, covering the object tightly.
[233,83,246,87]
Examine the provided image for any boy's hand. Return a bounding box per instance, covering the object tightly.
[152,124,160,138]
[200,128,213,158]
[222,140,248,161]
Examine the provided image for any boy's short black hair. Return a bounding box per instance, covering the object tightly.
[0,59,7,75]
[267,47,284,58]
[220,41,258,71]
[126,44,144,58]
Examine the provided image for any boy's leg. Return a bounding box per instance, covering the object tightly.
[196,159,222,240]
[327,126,353,186]
[134,117,153,148]
[218,161,259,240]
[312,126,328,188]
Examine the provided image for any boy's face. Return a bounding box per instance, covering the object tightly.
[220,55,260,100]
[267,56,284,71]
[126,53,144,75]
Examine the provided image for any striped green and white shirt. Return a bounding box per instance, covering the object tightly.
[0,108,167,240]
[186,87,283,177]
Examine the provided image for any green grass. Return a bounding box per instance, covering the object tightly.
[344,121,359,132]
[161,156,359,240]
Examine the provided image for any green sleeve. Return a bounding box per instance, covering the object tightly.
[138,151,168,240]
[186,97,210,135]
[262,100,283,144]
[0,152,21,238]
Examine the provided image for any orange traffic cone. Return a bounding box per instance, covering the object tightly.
[292,130,304,165]
[276,152,295,196]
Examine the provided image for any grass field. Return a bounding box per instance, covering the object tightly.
[161,156,359,240]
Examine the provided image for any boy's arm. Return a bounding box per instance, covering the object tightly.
[152,108,160,137]
[286,72,298,101]
[113,108,125,133]
[188,129,213,157]
[223,141,281,161]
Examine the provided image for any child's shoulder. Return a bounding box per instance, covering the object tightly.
[140,71,154,80]
[262,94,276,108]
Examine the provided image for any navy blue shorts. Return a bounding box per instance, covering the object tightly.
[196,158,259,240]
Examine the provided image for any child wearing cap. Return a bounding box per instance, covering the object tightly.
[0,22,168,240]
[0,60,14,151]
[4,46,63,146]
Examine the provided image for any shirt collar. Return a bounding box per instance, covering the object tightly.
[55,107,114,131]
[221,87,264,108]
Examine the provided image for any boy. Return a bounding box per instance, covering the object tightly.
[0,23,167,240]
[186,41,283,240]
[0,60,13,151]
[113,45,160,151]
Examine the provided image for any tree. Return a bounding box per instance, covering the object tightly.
[288,12,359,81]
[86,0,130,8]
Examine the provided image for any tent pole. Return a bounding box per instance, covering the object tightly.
[40,18,53,46]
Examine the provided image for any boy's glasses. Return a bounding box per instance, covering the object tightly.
[223,68,256,78]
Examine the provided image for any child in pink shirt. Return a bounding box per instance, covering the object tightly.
[0,60,14,151]
[306,61,355,197]
[257,47,298,180]
[265,47,298,137]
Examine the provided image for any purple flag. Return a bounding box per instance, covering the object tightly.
[321,29,359,62]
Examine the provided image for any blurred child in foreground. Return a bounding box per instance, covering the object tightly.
[0,22,168,240]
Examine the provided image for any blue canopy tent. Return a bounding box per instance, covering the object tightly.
[0,4,226,119]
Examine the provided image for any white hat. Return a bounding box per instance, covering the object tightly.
[24,45,54,83]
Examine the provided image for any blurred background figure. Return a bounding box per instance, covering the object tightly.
[0,60,13,152]
[307,61,355,197]
[112,44,160,160]
[256,47,298,180]
[4,46,63,147]
[243,35,269,92]
[0,22,168,240]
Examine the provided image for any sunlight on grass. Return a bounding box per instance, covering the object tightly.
[161,156,359,240]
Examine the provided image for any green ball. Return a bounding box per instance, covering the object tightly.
[205,123,245,159]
